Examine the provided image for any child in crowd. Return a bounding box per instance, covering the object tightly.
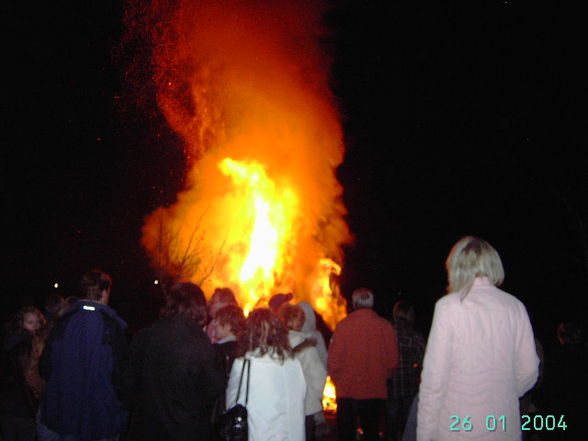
[1,307,47,441]
[213,304,245,375]
[206,287,238,342]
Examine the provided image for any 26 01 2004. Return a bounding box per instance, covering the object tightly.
[449,415,567,432]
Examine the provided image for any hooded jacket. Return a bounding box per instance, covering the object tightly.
[298,301,328,367]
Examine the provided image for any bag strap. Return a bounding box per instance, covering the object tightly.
[244,359,251,404]
[235,358,251,405]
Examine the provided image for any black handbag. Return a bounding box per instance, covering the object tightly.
[220,358,251,441]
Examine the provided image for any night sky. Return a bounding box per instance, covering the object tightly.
[3,1,586,343]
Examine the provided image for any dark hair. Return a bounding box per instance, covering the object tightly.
[278,303,305,331]
[44,294,64,315]
[80,269,112,301]
[393,301,415,324]
[239,308,292,362]
[160,282,207,324]
[215,304,246,337]
[556,321,584,346]
[268,293,293,312]
[57,296,80,318]
[210,287,238,306]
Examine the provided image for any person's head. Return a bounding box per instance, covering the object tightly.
[161,282,207,324]
[239,308,291,362]
[352,288,374,310]
[556,321,583,346]
[278,303,305,332]
[208,287,238,318]
[80,269,112,304]
[445,236,504,295]
[393,301,415,324]
[268,292,293,313]
[213,304,245,341]
[44,294,64,318]
[5,306,46,335]
[57,296,80,318]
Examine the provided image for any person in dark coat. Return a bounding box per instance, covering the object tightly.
[537,321,587,441]
[126,282,225,441]
[386,301,425,441]
[37,269,128,441]
[210,304,245,440]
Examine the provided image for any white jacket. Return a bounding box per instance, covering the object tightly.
[298,301,328,367]
[288,330,328,415]
[226,352,306,441]
[417,278,539,441]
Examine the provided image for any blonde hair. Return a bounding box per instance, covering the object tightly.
[446,236,504,297]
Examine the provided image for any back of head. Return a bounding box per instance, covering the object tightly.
[44,294,64,316]
[215,304,246,337]
[268,292,293,313]
[210,287,237,306]
[556,321,584,346]
[240,308,291,361]
[445,236,505,295]
[80,269,112,301]
[393,301,415,324]
[278,303,305,331]
[161,282,207,324]
[208,287,238,318]
[352,288,374,310]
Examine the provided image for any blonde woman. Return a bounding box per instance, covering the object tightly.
[417,236,539,441]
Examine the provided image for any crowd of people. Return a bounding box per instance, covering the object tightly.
[1,236,586,441]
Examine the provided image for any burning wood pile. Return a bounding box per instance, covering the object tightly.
[131,0,352,329]
[125,0,350,414]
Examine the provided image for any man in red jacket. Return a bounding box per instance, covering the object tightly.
[328,288,399,441]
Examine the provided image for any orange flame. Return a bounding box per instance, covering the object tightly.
[133,0,351,329]
[322,376,338,414]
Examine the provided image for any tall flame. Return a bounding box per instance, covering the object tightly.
[129,0,351,328]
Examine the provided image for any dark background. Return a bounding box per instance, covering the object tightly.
[2,0,586,345]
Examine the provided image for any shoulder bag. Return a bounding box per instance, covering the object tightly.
[220,358,250,441]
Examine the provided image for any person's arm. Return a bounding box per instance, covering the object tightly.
[417,301,453,441]
[225,357,244,409]
[384,321,399,376]
[198,339,226,403]
[38,333,53,381]
[300,346,327,411]
[514,303,540,397]
[327,328,344,384]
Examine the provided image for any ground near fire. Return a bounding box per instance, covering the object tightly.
[3,0,586,363]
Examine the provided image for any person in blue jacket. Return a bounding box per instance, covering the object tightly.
[38,269,128,441]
